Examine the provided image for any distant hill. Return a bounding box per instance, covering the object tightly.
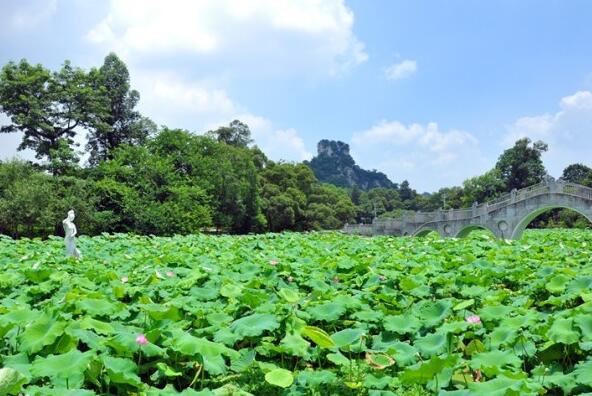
[305,140,395,190]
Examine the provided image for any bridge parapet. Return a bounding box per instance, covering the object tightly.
[343,179,592,239]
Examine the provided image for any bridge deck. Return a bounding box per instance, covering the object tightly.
[343,179,592,239]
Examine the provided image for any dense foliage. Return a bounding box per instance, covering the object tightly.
[1,54,590,237]
[1,230,592,395]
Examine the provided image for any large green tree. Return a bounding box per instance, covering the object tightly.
[562,163,592,185]
[495,138,548,190]
[208,119,253,148]
[461,169,505,206]
[86,53,155,165]
[0,60,105,173]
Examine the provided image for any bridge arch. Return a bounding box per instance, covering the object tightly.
[455,224,496,238]
[413,227,442,238]
[511,204,592,240]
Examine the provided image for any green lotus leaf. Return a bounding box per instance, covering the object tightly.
[489,326,518,348]
[102,356,143,388]
[330,328,365,349]
[400,355,458,385]
[351,309,384,322]
[17,386,96,396]
[470,349,522,376]
[464,339,485,356]
[453,299,474,311]
[387,341,418,367]
[567,276,592,293]
[300,326,335,348]
[23,268,53,283]
[230,349,256,373]
[547,318,580,345]
[307,302,347,322]
[220,283,243,298]
[531,365,576,394]
[264,368,294,388]
[296,369,337,387]
[478,305,513,322]
[206,312,233,326]
[326,352,350,366]
[383,314,421,334]
[0,307,40,329]
[146,384,214,395]
[79,317,114,335]
[230,313,279,339]
[546,274,570,294]
[77,298,119,317]
[414,332,448,357]
[468,375,530,396]
[363,373,392,389]
[415,300,452,327]
[574,314,592,342]
[31,349,94,389]
[1,354,31,380]
[202,354,227,375]
[280,333,310,358]
[155,362,182,378]
[573,358,592,386]
[0,367,27,396]
[167,330,238,359]
[19,314,67,354]
[277,288,300,303]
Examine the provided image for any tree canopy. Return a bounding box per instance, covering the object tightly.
[0,55,589,237]
[495,138,548,190]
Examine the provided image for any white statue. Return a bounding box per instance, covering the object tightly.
[63,210,81,259]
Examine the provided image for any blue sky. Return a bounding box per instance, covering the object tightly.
[1,0,592,191]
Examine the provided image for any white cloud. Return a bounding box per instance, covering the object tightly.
[130,72,311,162]
[352,120,477,157]
[134,71,239,126]
[385,59,417,81]
[351,120,486,191]
[206,113,312,162]
[84,1,357,164]
[505,90,592,177]
[87,0,367,76]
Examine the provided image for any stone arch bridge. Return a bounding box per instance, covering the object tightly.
[343,179,592,240]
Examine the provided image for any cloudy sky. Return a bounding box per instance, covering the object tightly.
[1,0,592,191]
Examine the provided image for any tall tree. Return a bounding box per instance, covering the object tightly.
[208,119,253,148]
[350,184,361,205]
[0,60,104,172]
[399,180,414,201]
[562,163,592,184]
[461,169,505,206]
[86,53,155,165]
[495,138,548,190]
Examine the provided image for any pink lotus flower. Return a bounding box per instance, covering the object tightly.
[136,334,148,345]
[466,315,481,325]
[269,260,278,266]
[166,271,175,277]
[121,276,129,283]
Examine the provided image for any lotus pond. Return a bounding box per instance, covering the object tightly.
[1,229,592,395]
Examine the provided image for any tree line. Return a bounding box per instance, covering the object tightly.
[1,54,590,238]
[0,54,357,238]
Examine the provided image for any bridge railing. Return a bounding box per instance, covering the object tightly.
[563,182,592,200]
[347,179,592,234]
